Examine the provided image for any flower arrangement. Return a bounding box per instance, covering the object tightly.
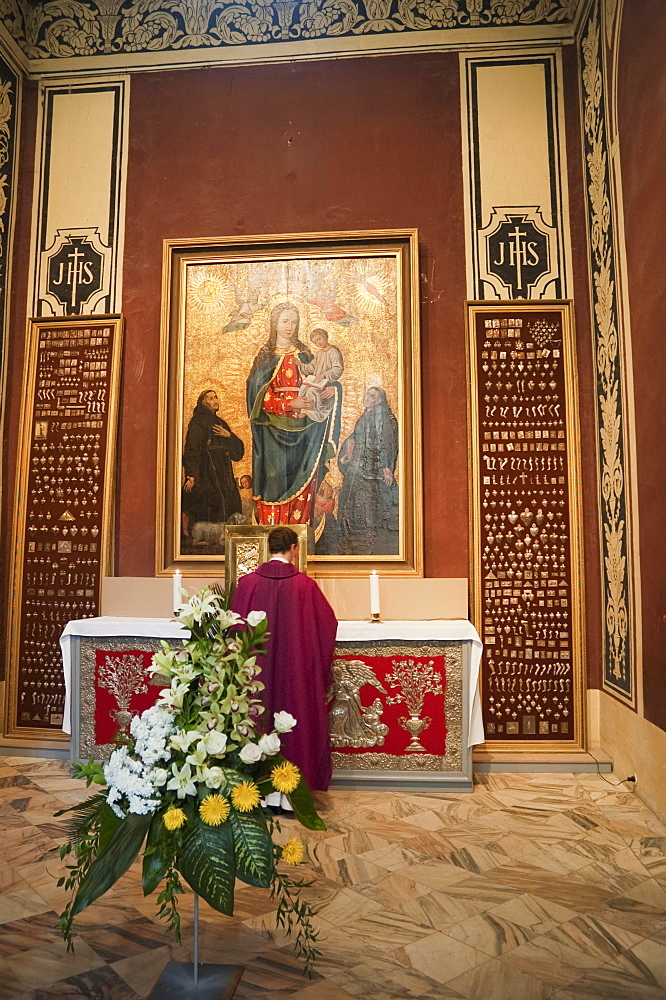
[57,587,325,972]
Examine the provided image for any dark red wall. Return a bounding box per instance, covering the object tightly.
[0,51,603,703]
[618,0,666,732]
[119,54,468,578]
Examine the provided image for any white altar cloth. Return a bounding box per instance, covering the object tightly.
[61,617,484,746]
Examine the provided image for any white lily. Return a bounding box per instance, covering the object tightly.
[218,609,242,629]
[169,729,200,752]
[166,762,197,799]
[186,746,207,768]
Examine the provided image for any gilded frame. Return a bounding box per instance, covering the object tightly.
[157,231,422,578]
[224,524,308,592]
[4,315,124,746]
[466,300,586,753]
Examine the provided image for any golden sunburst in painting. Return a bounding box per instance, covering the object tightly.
[352,261,393,317]
[188,273,230,314]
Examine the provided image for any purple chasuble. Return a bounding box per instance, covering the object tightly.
[231,561,338,791]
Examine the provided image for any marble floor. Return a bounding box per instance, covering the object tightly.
[0,760,665,999]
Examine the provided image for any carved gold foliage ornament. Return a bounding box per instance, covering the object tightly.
[580,2,631,698]
[5,0,577,59]
[0,79,11,241]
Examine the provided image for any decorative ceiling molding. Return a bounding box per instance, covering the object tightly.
[2,0,582,76]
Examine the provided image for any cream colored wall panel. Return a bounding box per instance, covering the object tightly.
[461,51,572,301]
[29,77,129,317]
[45,91,116,241]
[475,64,552,219]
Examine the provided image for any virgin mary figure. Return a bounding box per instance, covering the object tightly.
[247,301,342,526]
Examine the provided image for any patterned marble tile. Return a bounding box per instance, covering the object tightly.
[289,981,358,999]
[447,954,556,1000]
[355,871,431,908]
[480,862,615,911]
[501,913,645,988]
[77,915,179,963]
[0,886,52,925]
[397,928,488,984]
[5,936,105,991]
[0,762,664,998]
[31,966,142,998]
[625,936,666,990]
[393,859,476,892]
[354,841,428,872]
[340,907,437,954]
[315,886,384,926]
[0,957,30,1000]
[629,836,666,879]
[397,887,490,929]
[553,959,666,1000]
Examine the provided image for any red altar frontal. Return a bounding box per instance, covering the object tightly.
[62,618,482,791]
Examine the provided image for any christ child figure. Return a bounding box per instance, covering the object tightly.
[295,328,344,422]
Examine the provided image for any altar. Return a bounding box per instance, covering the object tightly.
[61,617,483,792]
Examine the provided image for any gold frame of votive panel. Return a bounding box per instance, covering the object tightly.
[466,300,586,753]
[4,314,124,746]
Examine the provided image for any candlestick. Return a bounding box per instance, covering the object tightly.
[369,571,380,619]
[172,570,182,614]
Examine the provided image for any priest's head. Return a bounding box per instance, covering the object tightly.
[268,526,299,561]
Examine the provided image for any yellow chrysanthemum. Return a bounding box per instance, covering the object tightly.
[163,807,186,831]
[199,794,230,826]
[231,781,260,812]
[271,761,301,794]
[281,838,304,865]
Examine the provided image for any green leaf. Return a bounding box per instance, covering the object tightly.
[71,759,106,787]
[98,801,123,854]
[177,817,236,915]
[142,815,169,896]
[71,812,152,917]
[287,775,327,831]
[230,809,274,888]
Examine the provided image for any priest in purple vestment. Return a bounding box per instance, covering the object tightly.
[231,526,338,792]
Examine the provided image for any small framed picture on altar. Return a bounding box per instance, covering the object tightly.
[156,230,423,578]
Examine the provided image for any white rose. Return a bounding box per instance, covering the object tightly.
[239,742,262,763]
[258,732,281,756]
[151,767,169,787]
[274,711,297,733]
[247,610,267,626]
[201,766,224,789]
[202,730,228,756]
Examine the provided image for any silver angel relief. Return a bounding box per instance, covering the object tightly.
[327,658,389,749]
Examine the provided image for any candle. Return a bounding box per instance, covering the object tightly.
[369,571,380,617]
[172,570,182,613]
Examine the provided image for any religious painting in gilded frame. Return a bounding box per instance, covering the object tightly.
[157,231,423,578]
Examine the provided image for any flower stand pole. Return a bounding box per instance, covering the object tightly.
[148,895,244,1000]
